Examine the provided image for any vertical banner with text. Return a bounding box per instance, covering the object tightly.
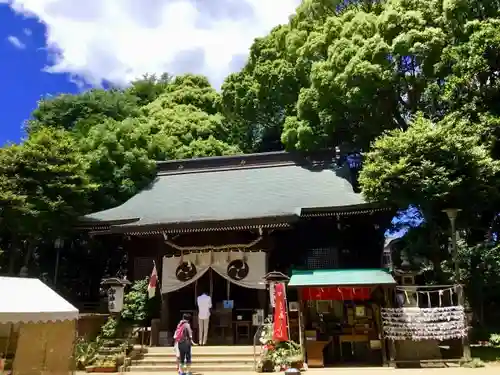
[272,282,289,342]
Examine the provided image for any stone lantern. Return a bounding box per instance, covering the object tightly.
[393,250,423,307]
[263,271,290,310]
[101,277,131,313]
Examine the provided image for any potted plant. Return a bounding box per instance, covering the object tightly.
[289,353,305,370]
[256,321,305,372]
[75,337,102,371]
[87,357,117,373]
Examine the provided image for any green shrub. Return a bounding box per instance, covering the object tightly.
[489,333,500,347]
[121,279,148,322]
[101,316,118,338]
[74,336,102,369]
[462,358,485,368]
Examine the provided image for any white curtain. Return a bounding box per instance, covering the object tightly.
[211,251,266,290]
[161,253,209,294]
[161,251,267,293]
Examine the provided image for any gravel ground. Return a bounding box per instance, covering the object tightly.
[75,366,500,375]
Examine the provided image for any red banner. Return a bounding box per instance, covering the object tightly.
[272,283,289,342]
[301,287,371,301]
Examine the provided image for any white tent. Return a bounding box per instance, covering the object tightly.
[0,277,79,374]
[0,276,78,323]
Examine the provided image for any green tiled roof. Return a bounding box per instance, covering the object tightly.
[83,152,374,229]
[288,269,396,287]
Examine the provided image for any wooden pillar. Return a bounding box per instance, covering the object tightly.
[384,287,396,366]
[160,293,169,330]
[458,285,472,362]
[298,289,306,362]
[375,288,388,366]
[259,289,267,316]
[150,318,161,347]
[157,251,170,336]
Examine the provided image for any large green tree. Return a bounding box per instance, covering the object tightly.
[359,114,500,274]
[82,74,240,209]
[26,74,172,136]
[220,0,326,152]
[222,0,500,153]
[0,127,96,274]
[27,89,141,135]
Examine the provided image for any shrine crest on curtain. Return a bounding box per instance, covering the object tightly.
[161,251,267,293]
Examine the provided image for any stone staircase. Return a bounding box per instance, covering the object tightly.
[127,345,258,372]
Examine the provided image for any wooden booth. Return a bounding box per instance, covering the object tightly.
[0,276,79,374]
[288,269,396,368]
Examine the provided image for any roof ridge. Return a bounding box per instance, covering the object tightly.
[156,150,337,174]
[157,160,297,176]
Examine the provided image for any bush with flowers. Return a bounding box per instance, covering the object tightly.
[256,320,307,372]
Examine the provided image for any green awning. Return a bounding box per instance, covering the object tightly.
[289,269,396,287]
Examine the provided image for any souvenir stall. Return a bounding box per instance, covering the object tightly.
[0,276,79,374]
[288,269,397,368]
[161,249,267,344]
[381,285,467,364]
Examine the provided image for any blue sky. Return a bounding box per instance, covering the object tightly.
[0,6,78,145]
[0,0,301,146]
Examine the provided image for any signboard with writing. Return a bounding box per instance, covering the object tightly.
[272,283,289,342]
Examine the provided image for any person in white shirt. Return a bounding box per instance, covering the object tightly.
[196,292,212,345]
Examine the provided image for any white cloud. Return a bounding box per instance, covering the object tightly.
[3,0,301,88]
[23,28,32,36]
[6,35,26,49]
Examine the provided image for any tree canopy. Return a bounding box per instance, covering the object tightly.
[81,74,240,209]
[359,114,500,218]
[0,127,96,238]
[0,127,96,273]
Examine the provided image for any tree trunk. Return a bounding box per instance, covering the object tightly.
[423,208,444,281]
[7,236,20,275]
[8,247,18,275]
[19,241,36,276]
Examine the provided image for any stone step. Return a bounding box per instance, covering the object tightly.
[142,351,257,359]
[127,363,254,372]
[146,345,256,355]
[134,356,255,366]
[128,345,258,372]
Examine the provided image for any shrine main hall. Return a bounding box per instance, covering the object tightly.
[82,151,394,352]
